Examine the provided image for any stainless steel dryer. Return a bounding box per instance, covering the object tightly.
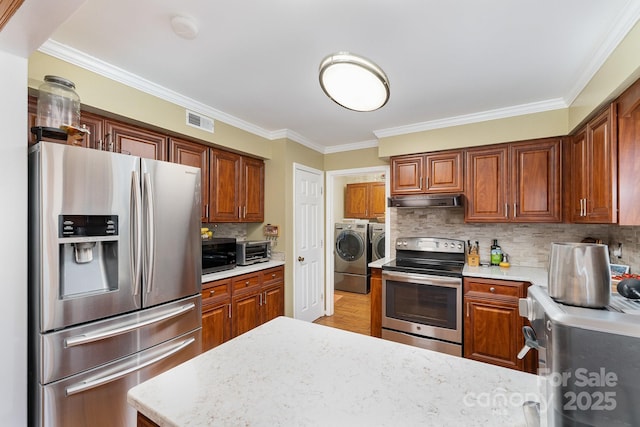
[369,223,385,261]
[334,222,370,294]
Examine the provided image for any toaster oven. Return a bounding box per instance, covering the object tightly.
[236,240,271,266]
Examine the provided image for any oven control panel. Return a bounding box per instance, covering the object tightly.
[395,237,465,253]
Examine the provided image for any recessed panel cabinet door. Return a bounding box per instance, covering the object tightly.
[201,303,231,352]
[169,138,209,222]
[465,146,508,221]
[105,120,167,160]
[511,139,561,222]
[344,183,368,218]
[425,150,464,193]
[569,130,589,222]
[391,155,424,194]
[210,149,241,221]
[262,283,284,324]
[242,156,265,222]
[369,182,386,217]
[617,80,640,225]
[586,107,617,223]
[464,298,521,370]
[232,293,261,337]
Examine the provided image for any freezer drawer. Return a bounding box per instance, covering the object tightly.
[38,294,201,385]
[35,329,201,427]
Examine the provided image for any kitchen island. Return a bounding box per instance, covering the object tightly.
[128,317,541,426]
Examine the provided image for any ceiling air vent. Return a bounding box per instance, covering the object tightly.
[186,110,214,133]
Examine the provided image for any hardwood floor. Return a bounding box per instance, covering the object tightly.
[313,290,370,335]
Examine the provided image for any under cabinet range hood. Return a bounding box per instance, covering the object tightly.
[387,194,463,208]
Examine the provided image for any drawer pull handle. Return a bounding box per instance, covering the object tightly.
[272,273,276,278]
[245,281,250,286]
[490,287,496,293]
[209,290,215,297]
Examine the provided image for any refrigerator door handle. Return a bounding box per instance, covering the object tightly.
[65,336,196,396]
[64,303,196,348]
[143,172,156,294]
[131,170,143,296]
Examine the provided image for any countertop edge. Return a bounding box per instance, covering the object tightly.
[369,258,548,287]
[202,260,285,283]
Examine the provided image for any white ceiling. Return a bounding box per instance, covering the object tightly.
[43,0,640,153]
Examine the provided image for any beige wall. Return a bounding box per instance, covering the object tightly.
[248,138,323,316]
[378,109,568,158]
[28,52,273,160]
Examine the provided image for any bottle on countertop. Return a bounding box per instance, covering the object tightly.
[490,239,503,266]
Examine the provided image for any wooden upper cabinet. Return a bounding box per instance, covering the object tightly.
[169,138,210,222]
[344,183,368,218]
[105,120,167,160]
[370,182,386,217]
[426,150,464,193]
[210,149,264,222]
[391,155,424,194]
[344,182,386,219]
[209,149,240,221]
[390,150,463,195]
[510,138,561,222]
[241,156,265,222]
[567,104,617,224]
[80,112,104,150]
[617,78,640,225]
[465,138,561,223]
[465,145,509,221]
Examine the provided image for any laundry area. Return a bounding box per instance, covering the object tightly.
[332,173,387,295]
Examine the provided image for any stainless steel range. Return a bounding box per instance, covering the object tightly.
[382,237,465,356]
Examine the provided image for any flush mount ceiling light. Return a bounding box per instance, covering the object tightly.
[319,52,390,112]
[171,15,199,40]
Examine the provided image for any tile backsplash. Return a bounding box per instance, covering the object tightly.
[389,208,640,273]
[202,223,247,240]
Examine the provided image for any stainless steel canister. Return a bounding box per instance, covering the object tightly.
[548,242,611,308]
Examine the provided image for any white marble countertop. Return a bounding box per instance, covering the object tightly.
[463,264,548,287]
[368,257,388,268]
[370,257,548,287]
[128,317,541,426]
[202,260,285,283]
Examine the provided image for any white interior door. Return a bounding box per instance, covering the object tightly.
[293,164,324,322]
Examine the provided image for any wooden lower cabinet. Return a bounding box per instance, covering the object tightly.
[137,412,159,427]
[370,268,382,338]
[463,277,536,373]
[202,266,284,352]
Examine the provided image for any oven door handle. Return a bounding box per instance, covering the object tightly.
[382,270,461,288]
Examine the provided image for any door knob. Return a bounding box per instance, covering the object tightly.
[298,256,305,262]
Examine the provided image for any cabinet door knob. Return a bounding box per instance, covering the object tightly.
[298,256,305,262]
[490,287,496,293]
[209,290,215,296]
[245,281,250,286]
[272,273,276,278]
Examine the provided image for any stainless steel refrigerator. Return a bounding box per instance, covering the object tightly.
[28,142,203,427]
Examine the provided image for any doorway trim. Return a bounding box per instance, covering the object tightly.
[325,165,390,316]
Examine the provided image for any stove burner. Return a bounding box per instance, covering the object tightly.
[383,237,466,277]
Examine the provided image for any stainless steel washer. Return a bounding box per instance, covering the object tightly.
[334,222,370,294]
[369,223,385,261]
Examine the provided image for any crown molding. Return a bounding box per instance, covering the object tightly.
[564,1,640,105]
[324,139,379,154]
[374,98,567,139]
[38,39,286,143]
